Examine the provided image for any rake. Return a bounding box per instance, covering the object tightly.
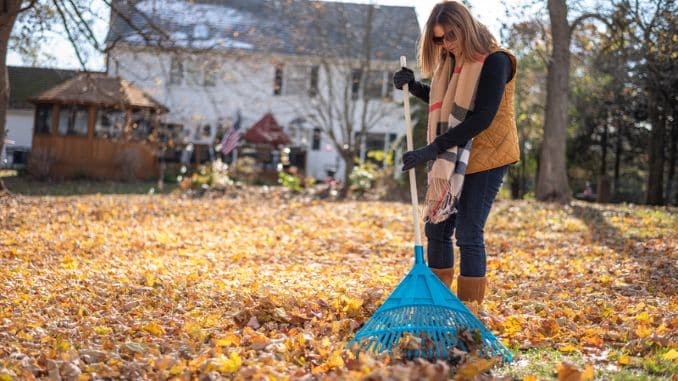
[345,56,513,363]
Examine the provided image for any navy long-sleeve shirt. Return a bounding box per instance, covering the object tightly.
[409,52,514,153]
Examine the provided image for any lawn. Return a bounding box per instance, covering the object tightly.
[0,192,675,380]
[0,173,177,196]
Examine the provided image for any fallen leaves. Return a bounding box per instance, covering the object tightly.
[0,194,675,379]
[556,362,594,381]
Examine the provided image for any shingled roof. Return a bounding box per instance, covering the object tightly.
[243,113,290,146]
[106,0,420,62]
[8,66,79,109]
[29,73,168,112]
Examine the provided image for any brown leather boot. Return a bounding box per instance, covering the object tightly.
[429,267,454,289]
[456,276,487,315]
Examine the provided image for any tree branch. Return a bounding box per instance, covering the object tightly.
[570,12,612,36]
[65,0,101,50]
[52,0,87,69]
[18,0,37,13]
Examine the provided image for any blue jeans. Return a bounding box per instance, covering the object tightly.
[425,165,508,277]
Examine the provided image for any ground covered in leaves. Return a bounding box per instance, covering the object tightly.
[1,191,676,380]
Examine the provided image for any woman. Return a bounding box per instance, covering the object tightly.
[393,1,519,310]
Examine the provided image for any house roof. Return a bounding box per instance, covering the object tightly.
[8,66,80,109]
[106,0,420,62]
[243,113,290,146]
[29,73,169,112]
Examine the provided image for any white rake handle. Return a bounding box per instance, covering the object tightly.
[400,56,422,246]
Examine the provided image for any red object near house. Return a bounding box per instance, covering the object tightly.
[243,113,290,146]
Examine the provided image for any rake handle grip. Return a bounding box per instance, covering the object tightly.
[400,56,422,247]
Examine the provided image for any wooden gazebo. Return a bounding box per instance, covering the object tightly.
[28,73,169,180]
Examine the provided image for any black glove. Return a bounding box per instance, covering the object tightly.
[401,143,440,171]
[393,67,415,90]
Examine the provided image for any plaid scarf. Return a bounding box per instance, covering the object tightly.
[424,52,487,224]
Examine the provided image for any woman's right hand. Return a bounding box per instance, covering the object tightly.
[393,67,415,90]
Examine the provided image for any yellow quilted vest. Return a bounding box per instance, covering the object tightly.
[466,48,519,174]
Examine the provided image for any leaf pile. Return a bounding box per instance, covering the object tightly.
[0,194,675,380]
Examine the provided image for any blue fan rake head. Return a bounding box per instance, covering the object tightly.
[346,245,513,363]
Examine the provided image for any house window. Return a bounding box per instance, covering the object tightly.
[388,133,398,149]
[95,108,125,139]
[356,132,387,167]
[130,109,152,140]
[193,24,209,39]
[34,105,52,134]
[311,127,321,151]
[193,124,212,140]
[204,61,218,87]
[285,65,309,96]
[185,59,202,86]
[351,69,362,100]
[309,65,319,97]
[57,106,89,136]
[365,70,387,99]
[274,65,283,95]
[170,56,183,85]
[366,133,386,153]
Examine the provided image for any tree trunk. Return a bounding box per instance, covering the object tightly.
[0,2,20,192]
[613,117,622,198]
[597,116,610,203]
[338,152,354,199]
[536,0,571,203]
[665,104,677,205]
[646,93,665,205]
[519,131,527,198]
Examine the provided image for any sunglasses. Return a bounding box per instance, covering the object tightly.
[432,31,456,45]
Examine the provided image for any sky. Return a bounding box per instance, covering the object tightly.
[7,0,516,71]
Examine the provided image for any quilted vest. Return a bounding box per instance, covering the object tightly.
[466,49,519,174]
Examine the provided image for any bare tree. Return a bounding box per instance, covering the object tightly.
[0,0,234,190]
[283,2,417,198]
[535,0,612,203]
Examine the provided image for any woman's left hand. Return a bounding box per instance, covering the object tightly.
[402,143,440,171]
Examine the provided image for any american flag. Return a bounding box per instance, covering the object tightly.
[219,111,241,155]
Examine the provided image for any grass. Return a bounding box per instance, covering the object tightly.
[1,173,177,195]
[497,347,676,380]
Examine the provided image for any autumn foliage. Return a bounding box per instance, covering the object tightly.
[0,193,675,380]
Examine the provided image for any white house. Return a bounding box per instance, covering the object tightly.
[105,0,420,181]
[1,66,78,167]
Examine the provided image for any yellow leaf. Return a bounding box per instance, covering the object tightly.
[144,272,157,287]
[183,321,206,342]
[202,352,242,373]
[635,325,652,338]
[581,365,594,380]
[57,340,70,352]
[618,355,631,365]
[523,376,538,381]
[634,311,652,324]
[557,362,583,381]
[662,349,678,362]
[169,363,184,375]
[325,350,345,370]
[215,334,241,347]
[581,334,603,348]
[558,344,578,353]
[457,357,496,379]
[94,326,111,335]
[142,322,165,336]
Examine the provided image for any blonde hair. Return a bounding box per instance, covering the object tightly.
[418,1,498,77]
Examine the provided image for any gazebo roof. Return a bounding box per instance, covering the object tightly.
[243,113,290,146]
[29,73,168,112]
